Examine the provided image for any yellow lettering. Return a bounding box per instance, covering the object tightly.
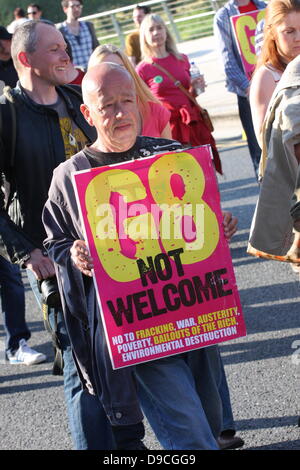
[85,168,160,282]
[235,15,257,65]
[148,152,219,264]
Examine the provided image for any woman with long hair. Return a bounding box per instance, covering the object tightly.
[136,14,222,175]
[250,0,300,143]
[88,43,172,139]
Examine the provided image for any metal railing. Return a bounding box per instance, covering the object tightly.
[78,0,227,49]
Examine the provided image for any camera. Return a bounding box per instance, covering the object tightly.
[39,276,61,308]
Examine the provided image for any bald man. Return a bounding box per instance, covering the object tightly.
[43,63,232,450]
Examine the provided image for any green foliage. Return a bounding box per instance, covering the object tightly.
[0,0,138,27]
[0,0,218,44]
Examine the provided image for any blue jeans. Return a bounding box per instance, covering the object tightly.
[187,345,223,439]
[26,269,115,450]
[135,353,219,450]
[218,353,235,432]
[0,256,29,354]
[237,95,261,176]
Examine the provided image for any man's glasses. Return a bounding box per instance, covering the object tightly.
[27,11,38,15]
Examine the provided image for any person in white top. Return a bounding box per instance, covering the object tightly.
[6,7,29,34]
[250,0,300,145]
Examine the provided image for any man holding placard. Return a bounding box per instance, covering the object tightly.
[43,62,241,450]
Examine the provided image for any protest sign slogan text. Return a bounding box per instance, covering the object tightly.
[73,147,246,369]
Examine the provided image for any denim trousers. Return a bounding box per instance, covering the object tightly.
[26,267,221,450]
[0,256,30,354]
[237,95,261,176]
[26,269,115,450]
[135,353,220,450]
[218,353,235,432]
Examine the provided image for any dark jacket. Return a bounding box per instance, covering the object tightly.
[0,82,96,265]
[0,58,18,89]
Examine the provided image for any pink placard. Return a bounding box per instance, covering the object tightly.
[73,146,246,369]
[231,9,266,80]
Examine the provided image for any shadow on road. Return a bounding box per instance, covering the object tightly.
[245,439,300,450]
[239,281,300,306]
[220,332,299,364]
[236,415,299,431]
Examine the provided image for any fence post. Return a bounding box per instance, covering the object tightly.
[110,13,125,48]
[162,1,181,43]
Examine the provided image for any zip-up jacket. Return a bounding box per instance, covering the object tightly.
[0,82,96,265]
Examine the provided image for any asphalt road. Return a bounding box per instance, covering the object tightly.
[0,138,299,451]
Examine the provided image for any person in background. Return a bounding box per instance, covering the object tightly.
[136,13,222,175]
[137,14,246,448]
[0,27,18,93]
[0,19,115,450]
[65,39,85,85]
[57,0,99,71]
[214,0,267,177]
[7,8,29,34]
[27,4,43,20]
[249,53,300,257]
[250,0,300,147]
[248,59,300,436]
[0,256,46,365]
[125,4,151,67]
[88,43,172,139]
[0,25,44,366]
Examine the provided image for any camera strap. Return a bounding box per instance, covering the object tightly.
[42,303,64,376]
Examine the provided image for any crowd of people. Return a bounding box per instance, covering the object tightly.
[0,0,299,451]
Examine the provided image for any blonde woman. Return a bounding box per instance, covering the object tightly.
[88,44,172,139]
[250,0,300,144]
[136,14,222,175]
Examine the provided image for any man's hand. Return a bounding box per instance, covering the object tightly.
[24,248,55,280]
[222,211,238,241]
[69,214,237,278]
[70,240,94,277]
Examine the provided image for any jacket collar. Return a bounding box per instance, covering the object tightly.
[274,55,300,93]
[12,81,78,118]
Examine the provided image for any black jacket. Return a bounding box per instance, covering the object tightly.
[0,58,18,89]
[0,82,96,265]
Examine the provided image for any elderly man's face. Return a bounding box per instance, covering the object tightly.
[83,69,139,153]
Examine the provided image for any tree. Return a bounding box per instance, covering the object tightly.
[0,0,136,27]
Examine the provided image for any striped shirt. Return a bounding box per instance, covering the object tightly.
[214,0,266,97]
[59,21,94,70]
